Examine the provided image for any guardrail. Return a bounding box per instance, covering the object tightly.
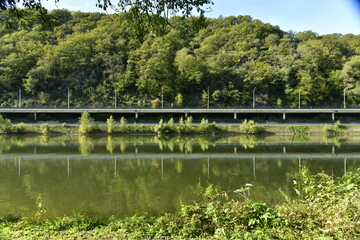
[0,107,359,120]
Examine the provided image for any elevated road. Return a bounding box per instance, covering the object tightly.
[0,107,359,120]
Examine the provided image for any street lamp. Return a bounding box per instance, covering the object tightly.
[298,89,301,109]
[66,86,70,109]
[343,87,346,109]
[18,87,21,108]
[161,87,164,109]
[207,87,210,109]
[252,87,256,109]
[114,88,117,108]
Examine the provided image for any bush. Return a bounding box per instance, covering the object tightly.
[239,120,262,134]
[177,116,194,134]
[79,112,95,134]
[40,123,52,135]
[106,115,116,134]
[151,98,161,108]
[154,119,177,135]
[323,120,345,135]
[0,115,12,134]
[197,118,218,134]
[13,122,27,134]
[119,116,127,133]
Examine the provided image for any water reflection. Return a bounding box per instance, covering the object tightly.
[0,135,359,218]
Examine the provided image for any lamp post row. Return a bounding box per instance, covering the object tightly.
[15,87,349,109]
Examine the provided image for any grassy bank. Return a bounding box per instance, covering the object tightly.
[1,168,359,239]
[2,114,360,136]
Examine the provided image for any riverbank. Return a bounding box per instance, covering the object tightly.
[2,113,360,136]
[3,119,360,136]
[1,168,359,239]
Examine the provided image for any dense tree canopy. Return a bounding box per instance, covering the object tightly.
[0,10,359,107]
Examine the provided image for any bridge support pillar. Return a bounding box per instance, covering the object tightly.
[332,112,335,121]
[234,113,237,119]
[135,112,138,119]
[185,112,188,118]
[34,112,37,121]
[283,112,286,120]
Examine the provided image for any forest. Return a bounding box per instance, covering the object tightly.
[1,9,360,108]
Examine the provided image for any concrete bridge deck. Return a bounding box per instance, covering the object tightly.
[0,107,359,120]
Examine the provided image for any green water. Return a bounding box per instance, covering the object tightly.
[0,135,359,218]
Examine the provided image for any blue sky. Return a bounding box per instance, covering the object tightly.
[40,0,360,35]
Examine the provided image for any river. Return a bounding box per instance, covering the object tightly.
[0,135,359,218]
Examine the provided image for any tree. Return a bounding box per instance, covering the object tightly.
[1,0,213,32]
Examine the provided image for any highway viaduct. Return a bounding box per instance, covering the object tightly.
[0,107,359,121]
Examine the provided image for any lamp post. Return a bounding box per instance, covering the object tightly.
[207,87,210,109]
[114,88,117,108]
[298,89,301,109]
[18,87,21,108]
[343,87,346,109]
[161,87,164,109]
[66,86,70,109]
[252,87,256,109]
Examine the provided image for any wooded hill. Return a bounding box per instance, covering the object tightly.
[1,9,360,107]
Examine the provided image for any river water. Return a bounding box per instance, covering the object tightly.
[0,135,359,218]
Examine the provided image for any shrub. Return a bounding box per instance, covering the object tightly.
[79,112,95,134]
[40,123,52,135]
[151,98,161,108]
[0,115,12,134]
[323,120,345,135]
[119,116,127,132]
[175,93,183,107]
[240,120,262,134]
[177,116,194,134]
[154,119,177,135]
[13,122,27,134]
[197,118,218,134]
[106,115,116,134]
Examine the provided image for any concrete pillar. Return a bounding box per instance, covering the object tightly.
[332,112,335,121]
[34,112,37,121]
[234,112,237,119]
[135,112,138,119]
[283,112,286,120]
[185,112,188,118]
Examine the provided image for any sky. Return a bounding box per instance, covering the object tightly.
[39,0,360,35]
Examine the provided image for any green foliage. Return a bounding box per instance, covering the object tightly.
[154,118,177,135]
[287,125,309,135]
[177,116,194,134]
[49,214,106,231]
[197,118,218,134]
[12,122,27,134]
[0,214,21,223]
[35,194,46,220]
[151,98,161,108]
[0,10,357,108]
[323,120,345,135]
[106,115,116,134]
[40,123,51,135]
[0,115,12,134]
[174,93,183,107]
[240,120,263,135]
[119,116,127,132]
[78,112,95,134]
